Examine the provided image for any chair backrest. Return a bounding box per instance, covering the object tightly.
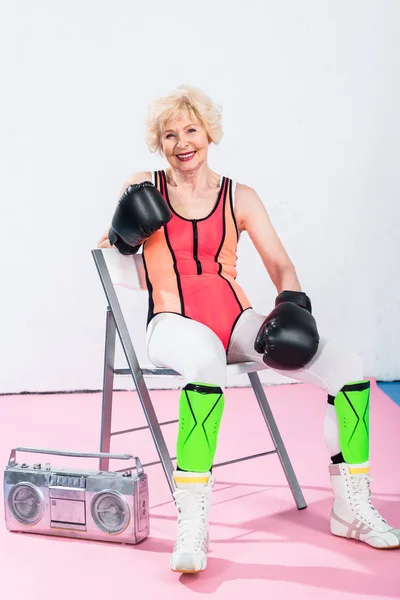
[101,248,147,291]
[94,247,158,374]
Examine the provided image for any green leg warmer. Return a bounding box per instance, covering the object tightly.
[176,382,224,472]
[331,380,370,464]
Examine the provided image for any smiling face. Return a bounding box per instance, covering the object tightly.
[161,110,210,173]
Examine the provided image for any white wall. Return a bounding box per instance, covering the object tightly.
[0,0,399,393]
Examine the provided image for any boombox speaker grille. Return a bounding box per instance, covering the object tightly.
[91,490,130,534]
[8,482,44,525]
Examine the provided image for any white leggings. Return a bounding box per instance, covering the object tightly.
[146,309,364,458]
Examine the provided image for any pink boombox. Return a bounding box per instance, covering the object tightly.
[3,447,149,544]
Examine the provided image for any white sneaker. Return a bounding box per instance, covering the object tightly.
[329,462,400,549]
[170,470,214,573]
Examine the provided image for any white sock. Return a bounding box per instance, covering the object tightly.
[324,403,341,457]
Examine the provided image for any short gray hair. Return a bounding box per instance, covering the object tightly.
[145,85,223,154]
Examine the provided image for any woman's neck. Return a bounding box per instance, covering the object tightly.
[166,164,219,193]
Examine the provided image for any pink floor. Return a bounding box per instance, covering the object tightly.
[0,380,399,599]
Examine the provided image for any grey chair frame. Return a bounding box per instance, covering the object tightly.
[92,248,306,509]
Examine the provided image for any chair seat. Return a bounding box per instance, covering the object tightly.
[227,361,267,376]
[115,361,267,378]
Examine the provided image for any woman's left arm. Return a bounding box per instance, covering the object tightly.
[235,183,302,294]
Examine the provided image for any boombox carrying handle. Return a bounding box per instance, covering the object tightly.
[7,447,144,476]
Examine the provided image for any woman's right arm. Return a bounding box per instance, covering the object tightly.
[96,171,153,248]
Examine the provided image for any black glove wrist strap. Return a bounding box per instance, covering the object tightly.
[108,228,141,256]
[275,290,312,314]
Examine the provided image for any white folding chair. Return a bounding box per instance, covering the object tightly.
[92,247,307,509]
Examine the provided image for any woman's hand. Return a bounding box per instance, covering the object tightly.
[97,228,113,248]
[254,293,319,370]
[97,171,153,250]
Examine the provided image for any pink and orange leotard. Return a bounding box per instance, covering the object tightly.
[142,170,252,351]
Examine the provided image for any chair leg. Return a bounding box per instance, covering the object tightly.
[248,372,307,510]
[119,341,175,493]
[124,346,175,494]
[99,307,116,471]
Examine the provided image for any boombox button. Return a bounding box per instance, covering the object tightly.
[34,463,41,470]
[122,472,132,477]
[21,463,29,468]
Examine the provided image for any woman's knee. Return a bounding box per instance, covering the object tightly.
[182,342,227,388]
[312,338,364,396]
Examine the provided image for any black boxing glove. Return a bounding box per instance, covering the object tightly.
[108,235,142,256]
[109,182,172,254]
[254,290,319,370]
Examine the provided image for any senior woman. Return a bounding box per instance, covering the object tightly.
[98,85,399,573]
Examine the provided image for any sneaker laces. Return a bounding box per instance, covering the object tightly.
[174,487,209,551]
[350,473,387,526]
